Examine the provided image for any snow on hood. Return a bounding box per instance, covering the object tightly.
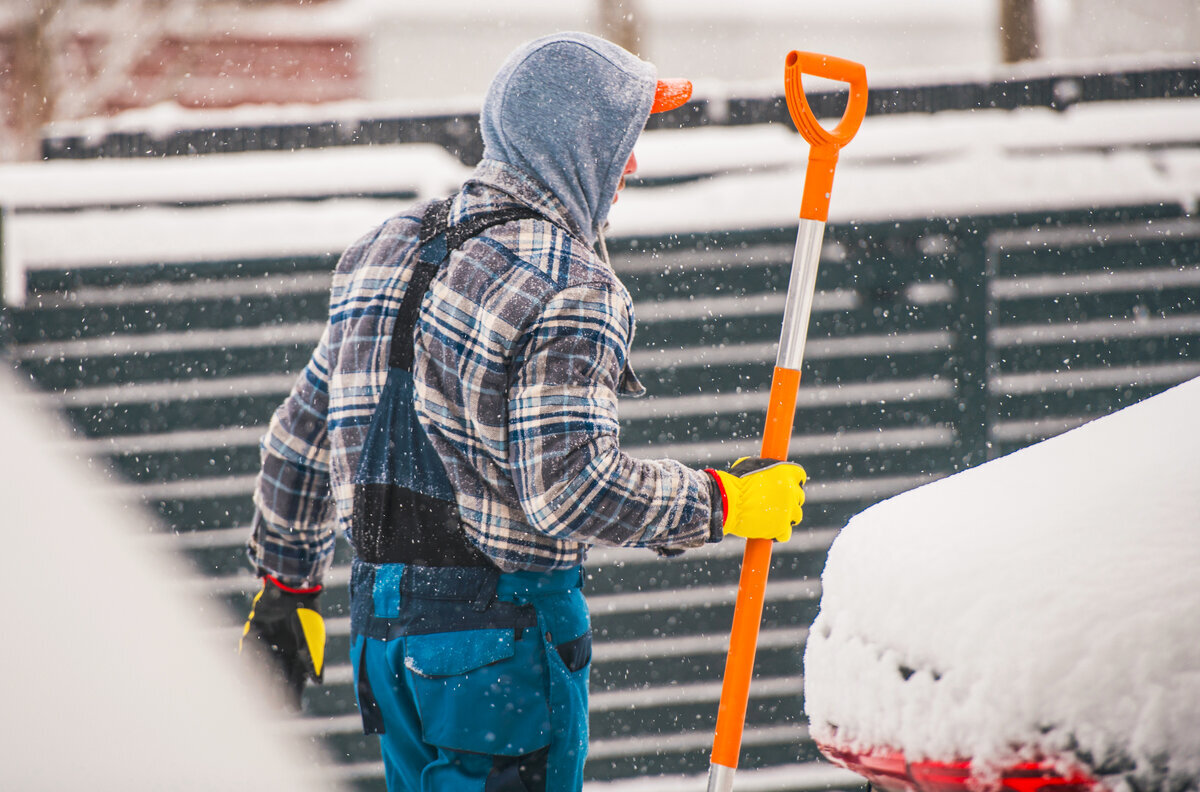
[479,31,656,244]
[804,376,1200,789]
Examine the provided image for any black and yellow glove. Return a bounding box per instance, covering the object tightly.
[239,575,325,710]
[706,457,807,543]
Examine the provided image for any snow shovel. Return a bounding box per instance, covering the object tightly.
[707,51,867,792]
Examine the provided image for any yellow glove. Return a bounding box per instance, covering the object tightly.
[706,457,807,543]
[239,575,325,710]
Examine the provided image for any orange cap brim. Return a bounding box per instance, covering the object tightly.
[651,78,693,114]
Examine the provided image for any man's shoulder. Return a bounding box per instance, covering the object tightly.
[500,218,621,296]
[335,204,428,276]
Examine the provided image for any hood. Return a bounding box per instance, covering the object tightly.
[480,32,656,245]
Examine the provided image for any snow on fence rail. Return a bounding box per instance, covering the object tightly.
[5,96,1199,312]
[34,59,1200,164]
[0,144,470,308]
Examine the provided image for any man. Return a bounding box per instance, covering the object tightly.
[240,31,806,792]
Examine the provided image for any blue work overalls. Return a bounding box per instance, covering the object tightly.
[348,199,591,792]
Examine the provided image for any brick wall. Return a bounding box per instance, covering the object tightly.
[0,11,362,159]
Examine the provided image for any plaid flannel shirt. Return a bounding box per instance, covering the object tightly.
[249,160,719,586]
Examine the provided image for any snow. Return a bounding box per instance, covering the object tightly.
[615,100,1200,233]
[8,98,1200,271]
[1,17,1197,790]
[9,199,411,272]
[0,143,470,211]
[0,144,470,304]
[0,366,340,791]
[43,95,483,142]
[6,96,1197,308]
[803,376,1200,788]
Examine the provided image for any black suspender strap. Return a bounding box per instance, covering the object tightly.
[349,197,547,570]
[388,199,544,370]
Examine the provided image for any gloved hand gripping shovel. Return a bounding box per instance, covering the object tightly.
[707,51,867,792]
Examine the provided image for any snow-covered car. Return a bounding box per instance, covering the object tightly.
[803,377,1200,792]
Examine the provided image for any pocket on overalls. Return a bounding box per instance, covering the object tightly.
[534,597,591,792]
[350,635,386,735]
[553,631,592,673]
[536,588,592,675]
[404,627,551,757]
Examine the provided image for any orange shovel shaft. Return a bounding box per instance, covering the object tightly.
[800,147,839,223]
[708,50,866,792]
[710,367,801,771]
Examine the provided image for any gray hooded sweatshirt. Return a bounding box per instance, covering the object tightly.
[479,31,656,245]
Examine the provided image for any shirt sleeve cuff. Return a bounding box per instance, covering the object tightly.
[703,469,725,543]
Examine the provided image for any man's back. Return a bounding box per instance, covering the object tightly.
[319,158,711,573]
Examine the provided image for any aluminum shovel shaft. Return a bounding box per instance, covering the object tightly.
[707,51,866,792]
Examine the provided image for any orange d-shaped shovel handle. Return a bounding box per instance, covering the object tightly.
[785,51,868,222]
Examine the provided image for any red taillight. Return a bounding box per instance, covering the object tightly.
[997,762,1098,792]
[818,744,1102,792]
[908,758,975,792]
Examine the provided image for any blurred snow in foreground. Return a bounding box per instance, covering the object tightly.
[805,376,1200,788]
[0,366,339,791]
